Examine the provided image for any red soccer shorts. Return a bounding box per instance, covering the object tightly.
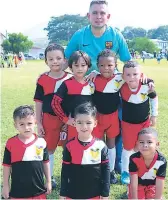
[121,118,150,150]
[128,184,156,199]
[42,113,63,151]
[10,193,46,199]
[94,110,119,139]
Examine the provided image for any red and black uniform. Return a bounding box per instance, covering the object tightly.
[34,72,73,150]
[2,134,49,199]
[60,137,110,199]
[93,74,124,139]
[128,151,167,199]
[120,82,158,150]
[52,77,94,140]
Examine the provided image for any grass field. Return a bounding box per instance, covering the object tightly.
[1,59,168,199]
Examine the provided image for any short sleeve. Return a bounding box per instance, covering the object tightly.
[129,156,138,174]
[34,83,44,102]
[3,141,11,166]
[101,145,109,163]
[156,160,167,179]
[62,145,71,164]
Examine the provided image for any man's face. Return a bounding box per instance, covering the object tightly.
[87,3,110,29]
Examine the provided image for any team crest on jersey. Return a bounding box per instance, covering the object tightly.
[114,79,122,90]
[35,145,43,159]
[140,93,148,101]
[90,148,100,162]
[105,41,113,49]
[89,82,95,94]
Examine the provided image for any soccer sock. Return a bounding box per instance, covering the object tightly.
[108,147,116,172]
[121,149,134,173]
[49,153,54,177]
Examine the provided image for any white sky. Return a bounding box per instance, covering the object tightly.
[0,0,168,34]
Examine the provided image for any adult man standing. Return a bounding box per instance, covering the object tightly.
[65,0,131,75]
[65,0,131,185]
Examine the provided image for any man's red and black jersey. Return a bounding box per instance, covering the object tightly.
[34,72,73,116]
[129,151,167,186]
[2,134,49,198]
[52,77,94,123]
[93,74,124,114]
[120,82,157,124]
[60,137,110,199]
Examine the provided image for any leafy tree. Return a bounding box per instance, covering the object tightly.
[122,27,146,40]
[1,33,33,54]
[45,14,89,43]
[147,25,168,40]
[127,37,158,53]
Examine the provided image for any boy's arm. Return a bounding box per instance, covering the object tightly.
[60,146,71,198]
[100,145,110,198]
[155,178,165,199]
[2,142,12,199]
[52,82,72,125]
[43,147,51,194]
[34,79,45,136]
[129,155,138,199]
[130,174,138,199]
[148,90,158,127]
[2,166,11,199]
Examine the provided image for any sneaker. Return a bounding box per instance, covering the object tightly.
[110,170,118,184]
[51,176,57,189]
[121,171,130,185]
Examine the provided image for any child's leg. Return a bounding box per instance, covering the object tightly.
[42,113,63,189]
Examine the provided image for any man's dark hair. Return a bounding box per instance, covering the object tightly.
[44,43,65,61]
[97,49,117,65]
[74,102,97,118]
[89,0,108,8]
[68,51,91,69]
[13,105,35,121]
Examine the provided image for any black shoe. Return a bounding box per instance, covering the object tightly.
[51,176,57,189]
[110,170,118,184]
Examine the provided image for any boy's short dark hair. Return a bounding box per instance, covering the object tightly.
[123,60,140,72]
[138,127,158,139]
[44,43,65,61]
[13,105,35,121]
[68,51,91,69]
[89,0,108,8]
[97,49,117,65]
[74,102,97,119]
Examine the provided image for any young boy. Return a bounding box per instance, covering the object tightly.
[60,102,110,199]
[52,51,95,141]
[2,105,51,199]
[121,61,158,184]
[129,127,167,199]
[34,43,73,189]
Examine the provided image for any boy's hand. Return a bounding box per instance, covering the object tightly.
[59,196,66,199]
[85,72,97,82]
[45,181,52,195]
[100,196,109,199]
[2,184,10,199]
[66,118,75,127]
[150,116,157,127]
[37,123,45,137]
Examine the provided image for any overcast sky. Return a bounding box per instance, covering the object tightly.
[0,0,168,34]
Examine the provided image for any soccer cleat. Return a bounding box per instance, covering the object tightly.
[110,170,118,184]
[51,176,57,189]
[121,171,130,185]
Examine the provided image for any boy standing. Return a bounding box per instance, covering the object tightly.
[60,102,110,199]
[2,105,51,199]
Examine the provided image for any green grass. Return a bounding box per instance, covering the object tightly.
[1,59,168,199]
